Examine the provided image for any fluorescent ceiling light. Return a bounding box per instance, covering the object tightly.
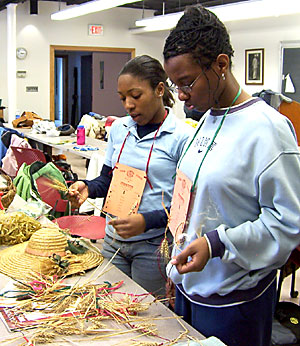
[132,0,300,34]
[212,0,300,22]
[51,0,142,21]
[135,11,184,31]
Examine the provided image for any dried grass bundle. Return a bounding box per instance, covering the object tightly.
[160,238,170,262]
[2,274,194,345]
[158,192,171,262]
[0,211,41,245]
[44,178,68,194]
[7,276,157,343]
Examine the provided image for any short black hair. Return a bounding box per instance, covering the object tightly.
[119,55,174,108]
[163,5,234,69]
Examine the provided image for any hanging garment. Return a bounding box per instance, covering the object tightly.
[252,89,292,109]
[285,73,296,94]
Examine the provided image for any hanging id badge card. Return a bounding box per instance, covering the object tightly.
[169,169,192,243]
[102,162,147,218]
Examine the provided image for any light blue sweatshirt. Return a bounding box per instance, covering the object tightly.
[168,98,300,307]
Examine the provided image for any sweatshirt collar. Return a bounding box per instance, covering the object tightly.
[210,97,260,116]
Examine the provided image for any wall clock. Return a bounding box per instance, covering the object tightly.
[16,47,28,60]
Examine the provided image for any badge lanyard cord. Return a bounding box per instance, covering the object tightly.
[179,86,242,192]
[115,109,168,189]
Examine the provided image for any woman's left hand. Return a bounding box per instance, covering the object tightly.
[108,214,146,239]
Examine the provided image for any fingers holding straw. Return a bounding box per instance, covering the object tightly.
[47,179,110,217]
[67,181,89,209]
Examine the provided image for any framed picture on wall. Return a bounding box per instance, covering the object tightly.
[245,48,264,85]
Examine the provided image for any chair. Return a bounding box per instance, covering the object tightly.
[277,245,300,304]
[11,146,47,169]
[278,100,300,146]
[11,146,75,185]
[53,215,106,240]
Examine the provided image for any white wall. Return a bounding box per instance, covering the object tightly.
[0,1,166,120]
[0,2,300,121]
[0,9,8,113]
[227,13,300,96]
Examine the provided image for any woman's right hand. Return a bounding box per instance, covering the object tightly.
[171,237,210,274]
[67,181,89,208]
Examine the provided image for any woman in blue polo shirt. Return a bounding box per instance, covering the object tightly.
[68,55,192,297]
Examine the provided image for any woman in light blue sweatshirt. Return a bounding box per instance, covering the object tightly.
[163,5,300,346]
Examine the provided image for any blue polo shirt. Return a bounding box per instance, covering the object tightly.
[87,108,192,242]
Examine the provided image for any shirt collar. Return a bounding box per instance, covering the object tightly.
[123,107,176,136]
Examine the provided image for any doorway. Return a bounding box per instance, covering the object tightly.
[50,45,135,126]
[54,55,68,126]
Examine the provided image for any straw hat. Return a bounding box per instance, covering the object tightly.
[0,227,104,280]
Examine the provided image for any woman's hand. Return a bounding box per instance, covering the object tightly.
[67,181,89,208]
[171,237,210,274]
[108,214,146,239]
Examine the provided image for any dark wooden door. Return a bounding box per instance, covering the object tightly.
[92,51,131,117]
[81,55,93,117]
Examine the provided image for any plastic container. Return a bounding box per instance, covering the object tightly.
[15,109,21,119]
[76,125,85,145]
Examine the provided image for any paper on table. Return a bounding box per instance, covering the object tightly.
[0,281,77,332]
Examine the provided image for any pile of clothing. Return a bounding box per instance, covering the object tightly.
[32,121,75,137]
[12,111,43,128]
[77,113,106,140]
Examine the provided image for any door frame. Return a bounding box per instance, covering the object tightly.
[50,45,135,121]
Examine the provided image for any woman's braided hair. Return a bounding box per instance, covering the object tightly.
[163,5,234,69]
[119,55,174,108]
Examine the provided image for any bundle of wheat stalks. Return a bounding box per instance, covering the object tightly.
[0,211,41,245]
[1,271,195,346]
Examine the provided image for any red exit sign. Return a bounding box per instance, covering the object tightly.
[88,24,104,36]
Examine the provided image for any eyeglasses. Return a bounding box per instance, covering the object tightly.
[171,71,204,94]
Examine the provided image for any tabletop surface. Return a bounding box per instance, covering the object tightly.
[0,257,205,345]
[4,123,107,160]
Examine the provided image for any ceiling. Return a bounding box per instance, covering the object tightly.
[0,0,251,15]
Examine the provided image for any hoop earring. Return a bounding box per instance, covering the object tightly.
[222,73,226,81]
